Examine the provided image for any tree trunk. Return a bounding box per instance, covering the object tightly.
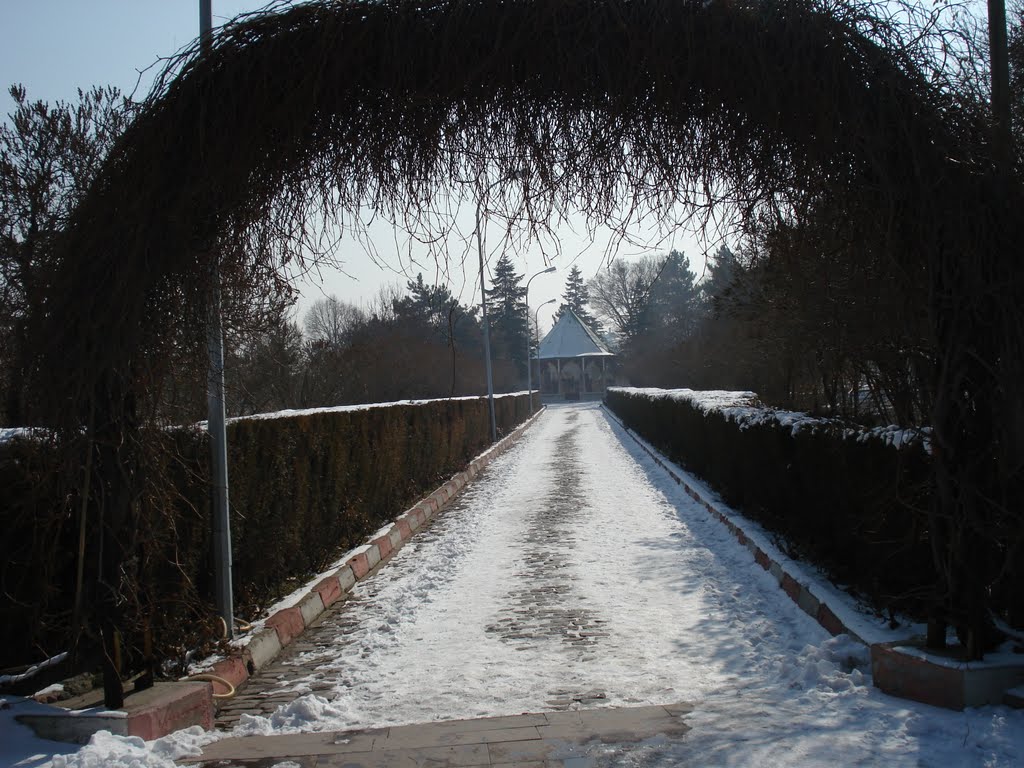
[92,375,141,708]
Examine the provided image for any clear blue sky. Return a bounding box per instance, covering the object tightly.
[1,1,708,329]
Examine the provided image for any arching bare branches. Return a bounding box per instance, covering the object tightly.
[26,0,1024,677]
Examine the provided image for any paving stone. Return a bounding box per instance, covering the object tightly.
[190,729,384,761]
[316,744,489,767]
[484,738,558,764]
[409,714,549,735]
[378,724,541,750]
[200,704,694,765]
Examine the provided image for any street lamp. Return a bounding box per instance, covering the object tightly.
[525,267,556,414]
[200,0,234,642]
[475,197,498,442]
[531,298,556,411]
[474,171,523,442]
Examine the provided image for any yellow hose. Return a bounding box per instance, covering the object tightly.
[186,673,236,699]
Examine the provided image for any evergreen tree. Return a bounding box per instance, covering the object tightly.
[392,273,479,348]
[649,250,700,342]
[485,254,529,377]
[699,244,739,311]
[554,265,603,336]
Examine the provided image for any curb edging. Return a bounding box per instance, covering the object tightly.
[203,407,547,699]
[600,404,864,645]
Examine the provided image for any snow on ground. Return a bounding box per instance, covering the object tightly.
[6,402,1023,767]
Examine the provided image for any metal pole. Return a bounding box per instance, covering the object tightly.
[534,298,555,403]
[201,0,234,640]
[988,0,1012,166]
[524,267,556,414]
[476,203,497,442]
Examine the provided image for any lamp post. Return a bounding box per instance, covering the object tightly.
[474,171,523,442]
[200,0,234,641]
[532,298,556,410]
[475,201,498,443]
[525,267,556,414]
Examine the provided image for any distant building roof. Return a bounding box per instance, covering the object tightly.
[537,309,614,359]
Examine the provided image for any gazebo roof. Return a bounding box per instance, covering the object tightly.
[537,309,613,359]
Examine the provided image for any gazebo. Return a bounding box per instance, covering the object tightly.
[535,309,615,400]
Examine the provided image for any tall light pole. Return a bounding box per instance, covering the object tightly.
[525,267,556,414]
[988,0,1011,166]
[201,0,234,640]
[475,201,498,443]
[474,171,522,442]
[531,298,557,410]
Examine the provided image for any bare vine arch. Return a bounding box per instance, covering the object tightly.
[34,0,1022,693]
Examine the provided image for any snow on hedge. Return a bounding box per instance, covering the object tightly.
[608,387,929,451]
[0,427,45,445]
[0,393,531,444]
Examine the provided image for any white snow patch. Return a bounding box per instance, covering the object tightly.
[0,427,41,444]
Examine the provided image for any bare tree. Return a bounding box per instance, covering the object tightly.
[303,295,366,348]
[0,85,133,424]
[587,257,664,346]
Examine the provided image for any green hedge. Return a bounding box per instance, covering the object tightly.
[0,394,531,673]
[604,387,934,619]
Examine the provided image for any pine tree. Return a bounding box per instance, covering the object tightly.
[699,244,738,310]
[485,254,529,376]
[392,274,479,347]
[554,265,603,336]
[649,250,700,342]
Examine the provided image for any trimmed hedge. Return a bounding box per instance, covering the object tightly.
[604,387,934,619]
[0,393,531,673]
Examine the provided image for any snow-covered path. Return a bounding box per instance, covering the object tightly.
[13,402,1023,767]
[239,400,793,718]
[215,402,1023,766]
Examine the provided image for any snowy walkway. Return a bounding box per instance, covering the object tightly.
[207,402,1022,766]
[14,402,1024,767]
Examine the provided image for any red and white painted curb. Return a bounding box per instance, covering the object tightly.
[202,408,547,698]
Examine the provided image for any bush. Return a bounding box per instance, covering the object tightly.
[604,387,934,619]
[0,393,531,673]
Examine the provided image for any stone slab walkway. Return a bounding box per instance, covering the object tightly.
[185,702,692,766]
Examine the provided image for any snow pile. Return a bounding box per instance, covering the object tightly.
[233,695,364,736]
[45,727,217,768]
[779,634,871,693]
[0,698,217,768]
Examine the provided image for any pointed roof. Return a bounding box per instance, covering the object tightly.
[537,309,614,359]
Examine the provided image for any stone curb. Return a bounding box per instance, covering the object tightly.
[600,404,863,645]
[205,407,548,700]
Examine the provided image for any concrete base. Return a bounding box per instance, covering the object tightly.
[17,682,214,744]
[187,702,693,766]
[16,709,130,745]
[871,641,1024,710]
